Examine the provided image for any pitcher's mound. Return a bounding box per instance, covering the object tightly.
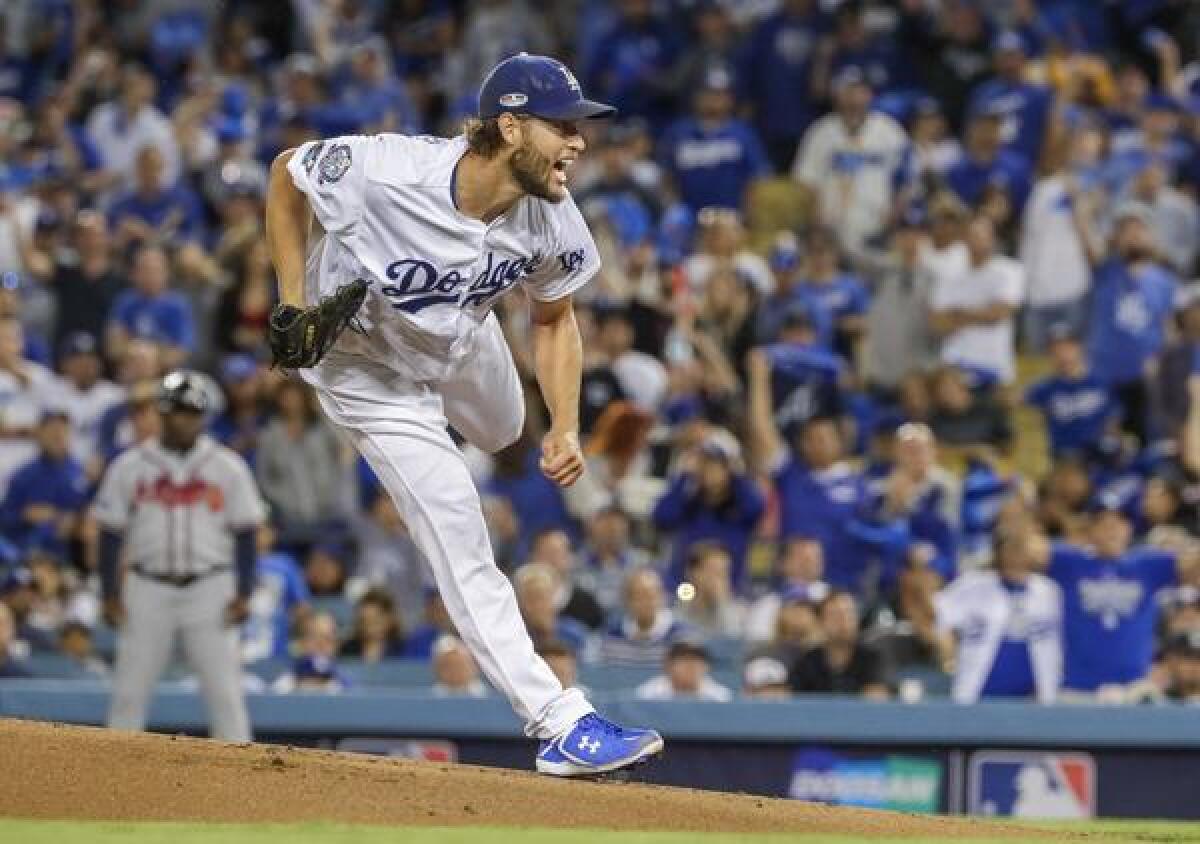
[0,718,1034,837]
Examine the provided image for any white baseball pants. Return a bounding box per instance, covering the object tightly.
[307,315,593,738]
[108,570,251,742]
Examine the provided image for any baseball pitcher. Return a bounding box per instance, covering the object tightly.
[94,371,265,742]
[264,53,662,776]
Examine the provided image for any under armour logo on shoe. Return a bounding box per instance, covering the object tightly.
[578,736,601,755]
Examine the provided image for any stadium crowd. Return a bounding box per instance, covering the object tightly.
[4,0,1200,708]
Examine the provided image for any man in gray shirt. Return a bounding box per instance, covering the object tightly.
[854,207,937,395]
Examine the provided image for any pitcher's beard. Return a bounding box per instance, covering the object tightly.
[510,140,561,202]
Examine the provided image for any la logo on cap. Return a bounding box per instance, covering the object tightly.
[560,65,581,91]
[499,92,528,107]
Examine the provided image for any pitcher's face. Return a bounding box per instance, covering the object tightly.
[511,117,585,202]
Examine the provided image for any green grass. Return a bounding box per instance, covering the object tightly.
[3,820,1200,844]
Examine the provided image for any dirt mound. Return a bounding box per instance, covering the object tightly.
[0,718,1040,837]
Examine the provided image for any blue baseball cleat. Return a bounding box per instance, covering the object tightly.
[536,713,664,777]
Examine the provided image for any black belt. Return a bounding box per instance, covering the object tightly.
[132,566,231,588]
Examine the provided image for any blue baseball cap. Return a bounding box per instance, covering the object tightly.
[1088,489,1132,516]
[0,567,34,593]
[992,30,1026,54]
[220,353,258,383]
[59,331,99,359]
[478,53,616,121]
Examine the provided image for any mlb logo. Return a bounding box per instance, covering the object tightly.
[968,752,1095,819]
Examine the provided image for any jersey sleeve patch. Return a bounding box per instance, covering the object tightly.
[301,141,326,175]
[318,143,353,185]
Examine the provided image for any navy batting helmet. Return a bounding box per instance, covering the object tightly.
[157,370,209,414]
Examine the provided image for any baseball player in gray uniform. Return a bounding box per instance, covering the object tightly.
[94,371,265,742]
[265,53,662,775]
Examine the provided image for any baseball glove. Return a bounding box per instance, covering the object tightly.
[268,279,369,368]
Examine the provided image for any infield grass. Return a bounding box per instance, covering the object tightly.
[4,820,1200,843]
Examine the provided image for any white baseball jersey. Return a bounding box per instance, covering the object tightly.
[286,133,601,382]
[92,435,266,577]
[935,570,1063,703]
[0,363,67,490]
[60,378,126,464]
[792,111,909,251]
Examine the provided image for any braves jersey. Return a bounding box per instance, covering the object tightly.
[286,133,601,381]
[92,435,266,576]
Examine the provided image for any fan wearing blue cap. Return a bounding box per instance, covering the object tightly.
[267,51,665,777]
[964,30,1053,165]
[945,103,1033,212]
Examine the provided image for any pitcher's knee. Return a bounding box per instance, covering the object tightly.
[478,411,524,454]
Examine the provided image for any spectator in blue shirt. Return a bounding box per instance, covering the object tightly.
[0,411,88,556]
[26,98,105,195]
[945,102,1033,212]
[1025,328,1117,458]
[485,428,575,554]
[209,354,267,467]
[1107,94,1191,192]
[108,145,206,247]
[657,64,770,213]
[335,37,422,135]
[854,423,959,592]
[814,0,903,103]
[740,0,827,171]
[966,31,1054,166]
[1041,496,1196,696]
[584,0,680,128]
[759,306,844,442]
[576,119,666,226]
[241,532,310,664]
[1083,201,1176,445]
[652,428,765,590]
[748,348,871,592]
[753,233,834,348]
[796,226,869,360]
[106,242,196,370]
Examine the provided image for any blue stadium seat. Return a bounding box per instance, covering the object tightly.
[243,658,293,684]
[22,653,94,679]
[579,664,657,692]
[340,659,434,688]
[91,625,118,659]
